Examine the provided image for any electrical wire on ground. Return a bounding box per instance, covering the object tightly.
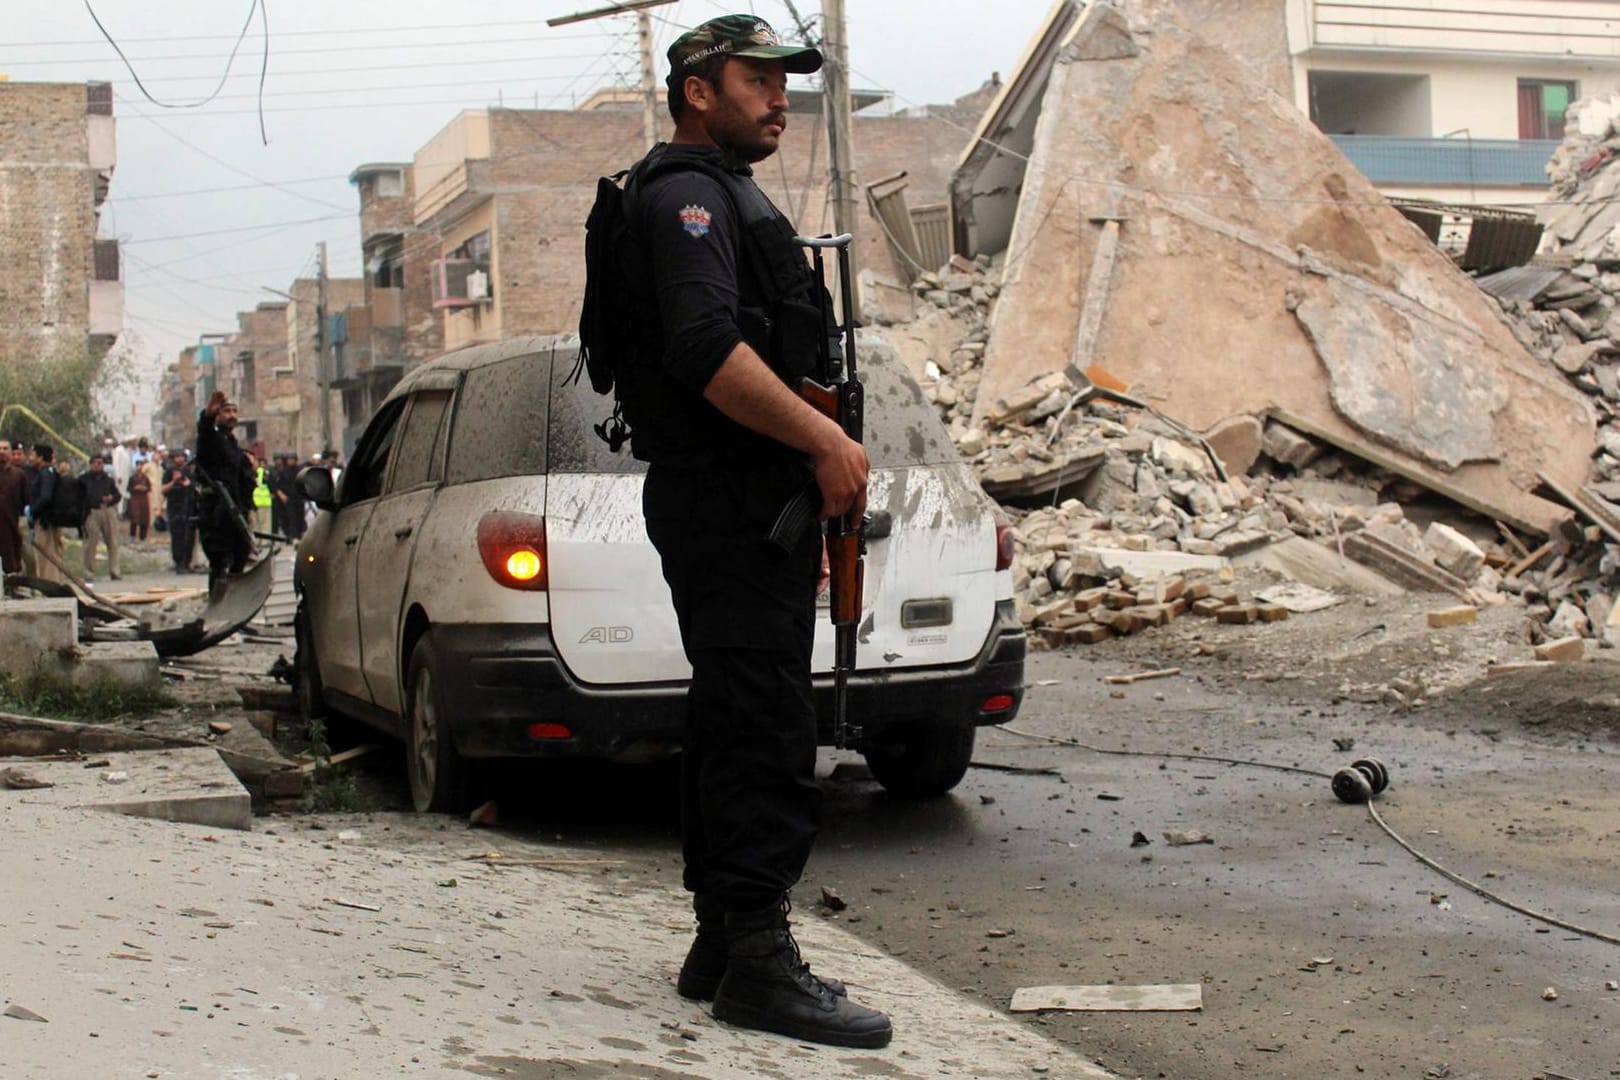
[993,723,1620,948]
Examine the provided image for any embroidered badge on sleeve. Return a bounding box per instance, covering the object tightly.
[679,204,713,238]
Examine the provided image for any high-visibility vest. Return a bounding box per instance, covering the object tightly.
[253,466,273,508]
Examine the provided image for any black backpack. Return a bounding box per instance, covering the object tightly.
[46,470,85,528]
[572,151,786,452]
[572,168,642,452]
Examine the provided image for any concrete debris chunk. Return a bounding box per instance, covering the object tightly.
[1533,636,1585,663]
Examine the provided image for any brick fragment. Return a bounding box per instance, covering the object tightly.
[1534,636,1585,663]
[1426,605,1478,629]
[1256,604,1290,622]
[1191,597,1226,617]
[261,770,305,799]
[1214,604,1260,625]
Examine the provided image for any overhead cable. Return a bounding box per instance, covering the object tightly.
[85,0,271,143]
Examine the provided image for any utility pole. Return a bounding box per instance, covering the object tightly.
[316,240,329,454]
[547,0,674,150]
[821,0,862,319]
[637,11,659,150]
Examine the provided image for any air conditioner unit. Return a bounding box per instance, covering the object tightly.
[430,257,477,309]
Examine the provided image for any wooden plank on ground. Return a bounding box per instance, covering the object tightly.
[1010,984,1203,1013]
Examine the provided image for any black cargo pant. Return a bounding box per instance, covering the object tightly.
[643,462,822,914]
[168,502,195,571]
[197,496,251,594]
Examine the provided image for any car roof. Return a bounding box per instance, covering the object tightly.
[384,334,577,404]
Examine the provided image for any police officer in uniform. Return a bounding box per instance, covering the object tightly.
[194,391,255,593]
[617,15,886,1050]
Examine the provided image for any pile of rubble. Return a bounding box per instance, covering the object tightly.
[907,257,1619,653]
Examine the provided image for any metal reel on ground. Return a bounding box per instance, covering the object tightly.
[1331,766,1375,804]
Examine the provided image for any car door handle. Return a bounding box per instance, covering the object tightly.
[343,535,359,547]
[394,525,413,540]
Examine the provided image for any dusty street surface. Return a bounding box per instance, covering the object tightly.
[8,560,1620,1080]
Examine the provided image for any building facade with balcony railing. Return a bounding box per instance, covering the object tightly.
[1287,0,1620,202]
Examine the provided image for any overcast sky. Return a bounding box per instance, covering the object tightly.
[4,0,1054,429]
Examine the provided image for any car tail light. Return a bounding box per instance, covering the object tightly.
[994,522,1015,571]
[528,722,572,740]
[980,693,1016,714]
[477,512,548,591]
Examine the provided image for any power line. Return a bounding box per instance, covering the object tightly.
[85,0,270,142]
[122,212,352,246]
[48,53,624,86]
[117,69,614,106]
[7,33,623,66]
[110,174,350,203]
[127,105,353,212]
[2,20,611,48]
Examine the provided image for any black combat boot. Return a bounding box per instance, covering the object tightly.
[676,894,727,1001]
[711,902,891,1049]
[678,894,847,1002]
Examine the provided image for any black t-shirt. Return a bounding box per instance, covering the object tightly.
[624,144,810,473]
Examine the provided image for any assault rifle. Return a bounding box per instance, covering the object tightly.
[767,233,866,749]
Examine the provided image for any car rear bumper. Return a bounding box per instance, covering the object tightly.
[435,600,1026,759]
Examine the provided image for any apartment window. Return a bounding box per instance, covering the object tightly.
[86,82,112,116]
[93,239,121,282]
[375,169,405,197]
[1519,80,1575,140]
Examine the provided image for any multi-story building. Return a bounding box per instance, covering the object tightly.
[280,276,364,460]
[1287,0,1620,202]
[154,345,201,451]
[0,80,121,370]
[401,94,995,354]
[338,162,442,450]
[223,302,291,459]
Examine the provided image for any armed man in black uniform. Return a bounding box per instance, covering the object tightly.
[613,15,887,1050]
[194,390,255,594]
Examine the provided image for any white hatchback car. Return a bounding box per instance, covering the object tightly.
[294,334,1025,812]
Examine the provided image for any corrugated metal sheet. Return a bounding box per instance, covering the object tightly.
[1473,265,1564,305]
[912,204,952,278]
[257,552,297,627]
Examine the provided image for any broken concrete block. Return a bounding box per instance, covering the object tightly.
[74,641,161,690]
[1260,420,1323,469]
[1548,599,1592,639]
[1203,414,1264,476]
[1554,340,1606,374]
[1424,522,1486,581]
[0,598,77,684]
[1534,636,1585,662]
[1427,605,1479,628]
[1150,437,1212,477]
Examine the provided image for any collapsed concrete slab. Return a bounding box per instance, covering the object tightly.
[3,747,251,831]
[966,0,1596,535]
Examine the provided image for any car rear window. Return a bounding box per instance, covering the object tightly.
[444,353,551,485]
[547,348,649,475]
[545,344,959,474]
[861,350,961,470]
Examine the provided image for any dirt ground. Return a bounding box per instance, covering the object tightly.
[24,554,1620,1080]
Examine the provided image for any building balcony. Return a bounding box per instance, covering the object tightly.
[89,279,123,338]
[1303,0,1620,60]
[1329,135,1558,187]
[371,287,404,328]
[414,111,492,225]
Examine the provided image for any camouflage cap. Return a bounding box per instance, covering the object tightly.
[667,14,822,78]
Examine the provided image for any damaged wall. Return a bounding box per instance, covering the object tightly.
[973,0,1596,534]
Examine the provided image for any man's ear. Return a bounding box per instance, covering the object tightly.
[683,72,715,114]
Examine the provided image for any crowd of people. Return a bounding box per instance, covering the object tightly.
[0,427,341,594]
